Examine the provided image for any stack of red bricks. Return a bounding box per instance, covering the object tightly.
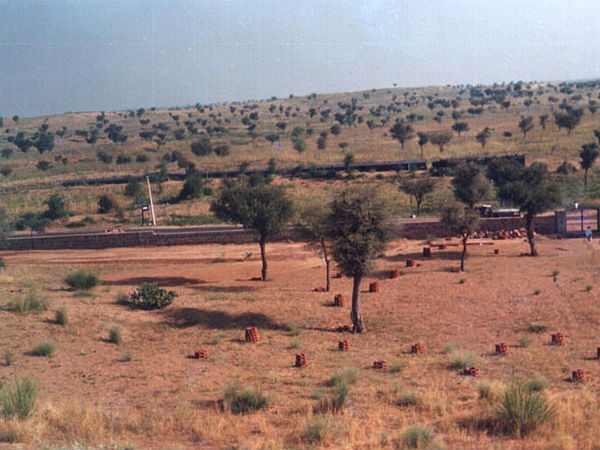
[369,282,379,293]
[373,360,388,370]
[295,352,308,367]
[389,269,401,279]
[334,294,345,307]
[194,349,208,359]
[338,339,350,351]
[245,327,259,343]
[551,333,565,346]
[471,228,528,240]
[411,343,425,354]
[495,343,509,356]
[572,369,587,383]
[406,259,416,267]
[463,367,480,377]
[423,247,432,257]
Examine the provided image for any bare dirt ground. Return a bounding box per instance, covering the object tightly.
[1,236,600,449]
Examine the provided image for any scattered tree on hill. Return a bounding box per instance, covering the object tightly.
[330,124,341,137]
[36,161,51,171]
[518,116,534,137]
[475,127,492,148]
[400,177,436,216]
[554,110,582,135]
[441,203,480,271]
[539,114,548,130]
[105,124,127,143]
[16,212,50,235]
[416,132,429,157]
[1,148,13,159]
[44,193,68,220]
[327,187,390,333]
[0,167,12,177]
[579,143,599,187]
[211,184,294,281]
[97,194,121,214]
[12,115,19,123]
[178,172,206,201]
[428,131,452,152]
[301,198,333,291]
[451,163,491,208]
[191,138,212,156]
[589,100,598,116]
[389,121,414,149]
[124,178,144,204]
[275,122,287,133]
[593,129,600,146]
[451,121,469,137]
[265,134,279,145]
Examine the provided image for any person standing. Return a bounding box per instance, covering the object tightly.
[585,226,592,242]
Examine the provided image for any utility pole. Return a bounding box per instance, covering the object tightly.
[146,176,156,226]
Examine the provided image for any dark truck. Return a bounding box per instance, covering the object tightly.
[475,204,521,218]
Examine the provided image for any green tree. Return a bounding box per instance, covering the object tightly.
[191,138,212,156]
[538,114,548,130]
[451,163,491,208]
[579,143,599,188]
[475,127,492,148]
[327,187,391,333]
[428,131,452,152]
[124,178,144,204]
[451,122,469,137]
[518,116,534,137]
[300,198,333,291]
[400,177,436,216]
[211,184,294,281]
[553,110,582,135]
[389,121,414,150]
[510,163,560,256]
[44,193,68,220]
[441,203,480,271]
[178,172,205,201]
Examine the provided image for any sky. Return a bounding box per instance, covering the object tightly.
[1,0,599,118]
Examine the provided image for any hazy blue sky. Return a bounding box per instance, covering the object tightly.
[1,0,599,117]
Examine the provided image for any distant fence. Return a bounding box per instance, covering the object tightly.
[3,212,562,252]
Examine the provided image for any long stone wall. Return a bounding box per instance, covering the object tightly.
[3,214,560,251]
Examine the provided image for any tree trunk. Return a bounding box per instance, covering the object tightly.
[526,213,537,256]
[416,197,422,216]
[321,239,330,292]
[460,235,468,271]
[585,168,588,188]
[351,275,365,333]
[420,145,424,158]
[259,236,268,281]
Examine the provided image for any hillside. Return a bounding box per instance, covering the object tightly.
[1,80,599,227]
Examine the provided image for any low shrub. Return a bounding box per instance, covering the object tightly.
[121,352,132,362]
[519,335,532,348]
[396,392,421,407]
[403,425,433,449]
[0,378,37,419]
[108,326,122,345]
[326,368,358,387]
[7,293,47,314]
[314,382,349,414]
[585,284,593,292]
[64,269,99,291]
[284,323,302,336]
[3,351,13,367]
[54,308,68,326]
[30,340,55,357]
[526,375,548,392]
[496,384,555,437]
[129,283,177,309]
[223,384,267,414]
[528,323,548,333]
[448,351,475,370]
[303,416,341,444]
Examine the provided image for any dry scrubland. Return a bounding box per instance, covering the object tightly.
[1,236,600,449]
[1,81,600,228]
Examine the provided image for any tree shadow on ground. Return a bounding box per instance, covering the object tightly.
[191,285,258,293]
[161,307,285,330]
[383,250,464,262]
[104,276,207,287]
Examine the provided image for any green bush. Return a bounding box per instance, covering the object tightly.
[519,335,532,348]
[303,416,340,444]
[7,293,47,314]
[30,340,55,357]
[121,352,132,362]
[326,368,358,387]
[496,384,555,437]
[396,392,421,407]
[403,425,433,449]
[528,323,548,333]
[64,269,99,291]
[54,307,68,326]
[129,283,177,309]
[223,384,267,414]
[108,326,122,345]
[448,351,475,370]
[0,378,37,419]
[526,375,548,392]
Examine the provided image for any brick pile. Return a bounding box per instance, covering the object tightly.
[295,352,308,367]
[245,327,259,343]
[463,367,480,377]
[334,294,345,307]
[369,282,379,293]
[411,343,425,354]
[338,339,350,351]
[495,343,509,356]
[373,360,388,370]
[551,333,565,346]
[194,349,208,359]
[572,369,587,382]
